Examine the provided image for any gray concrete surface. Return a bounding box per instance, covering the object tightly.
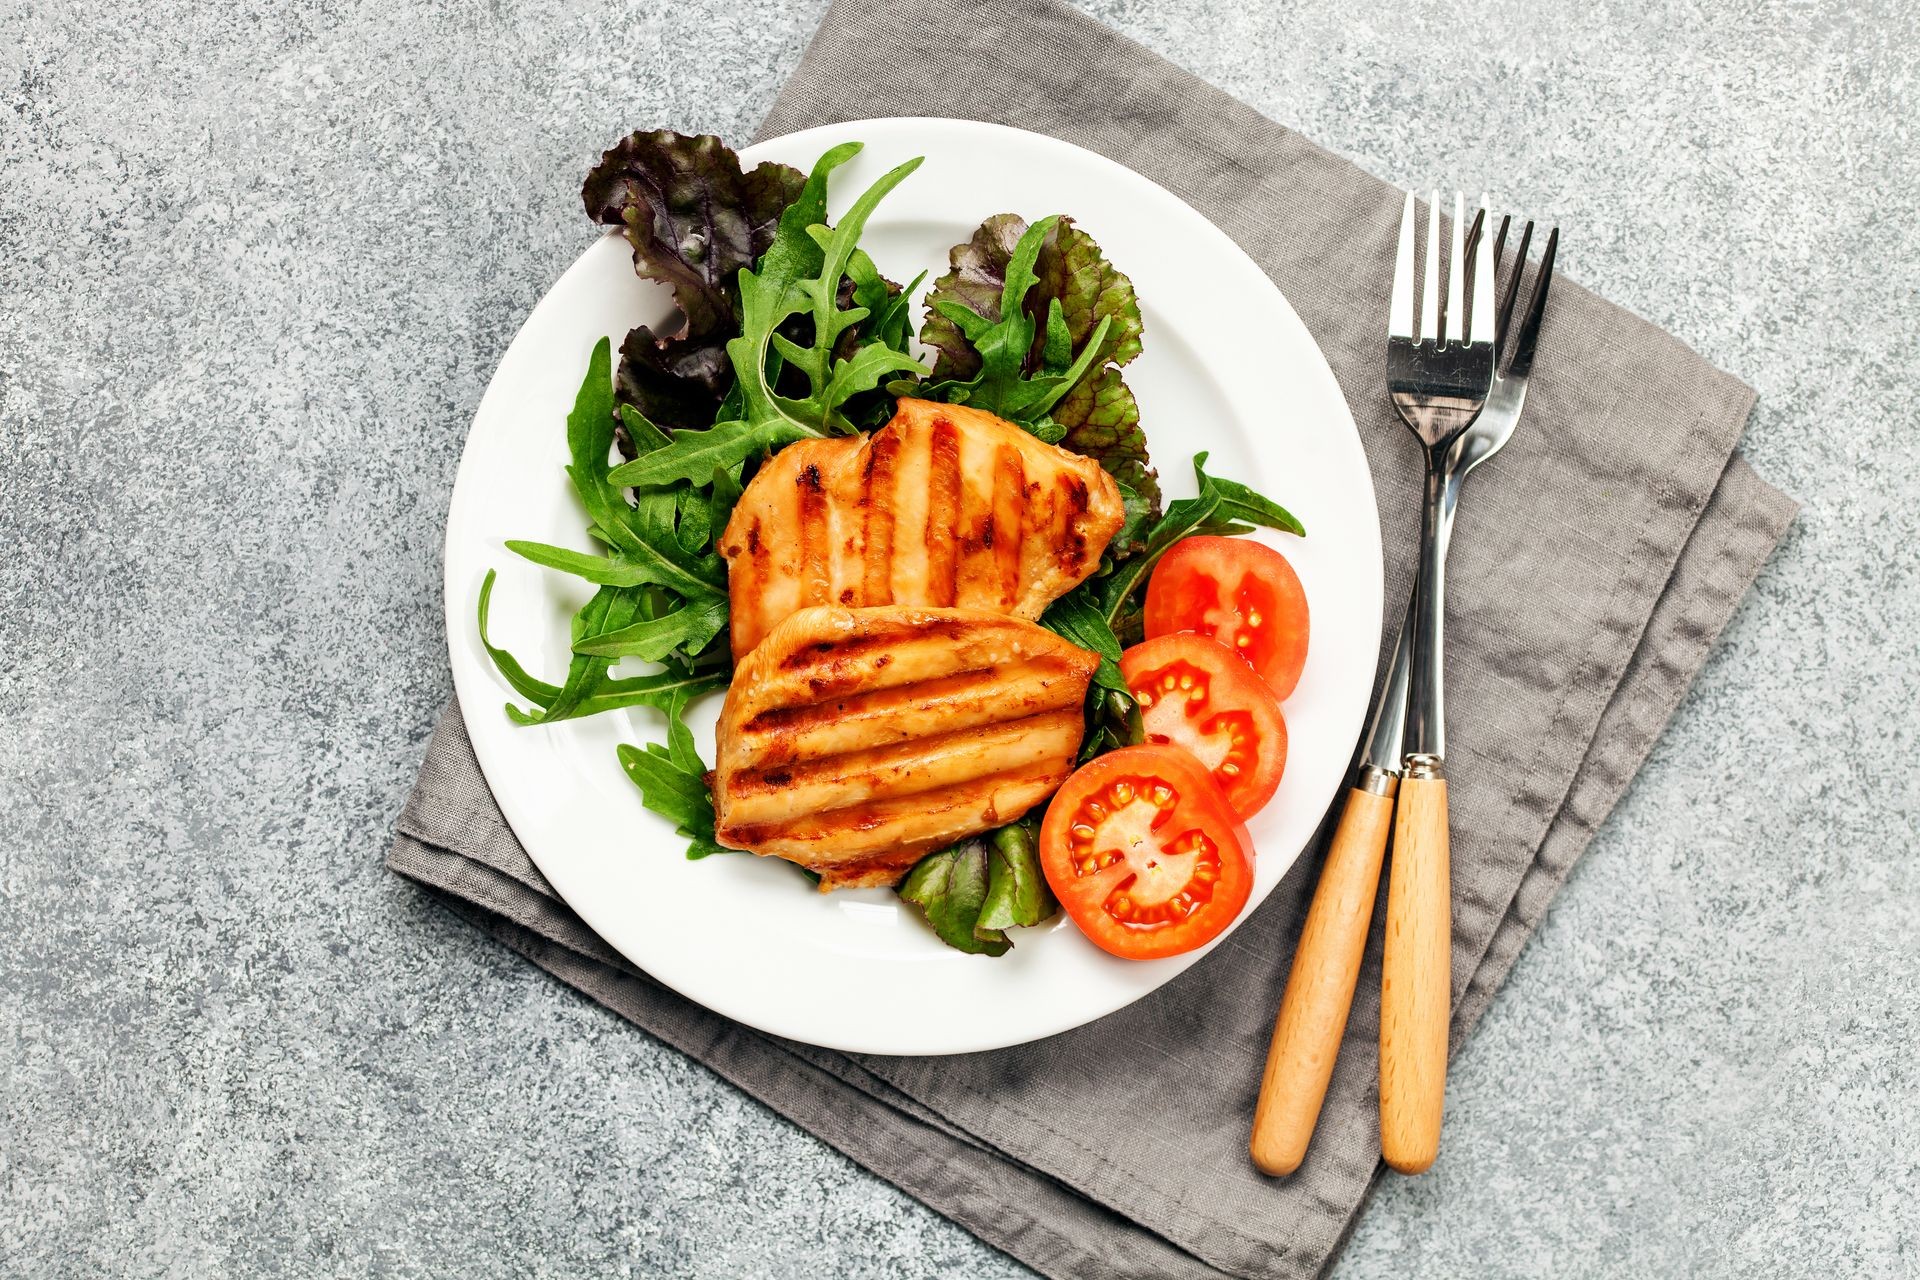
[3,0,1915,1275]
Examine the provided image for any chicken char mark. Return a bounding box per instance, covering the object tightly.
[711,605,1101,890]
[718,399,1126,660]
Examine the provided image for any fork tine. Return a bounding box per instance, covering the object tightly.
[1507,226,1558,378]
[1445,192,1466,344]
[1390,191,1416,339]
[1421,191,1440,343]
[1490,214,1511,346]
[1496,219,1534,350]
[1470,195,1494,345]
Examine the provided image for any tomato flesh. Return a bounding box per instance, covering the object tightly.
[1120,633,1287,819]
[1144,536,1309,699]
[1040,745,1254,960]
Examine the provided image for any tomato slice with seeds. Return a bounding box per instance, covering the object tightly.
[1119,633,1288,819]
[1039,745,1255,960]
[1144,536,1310,699]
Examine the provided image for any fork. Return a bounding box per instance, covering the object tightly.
[1251,195,1555,1178]
[1379,199,1558,1174]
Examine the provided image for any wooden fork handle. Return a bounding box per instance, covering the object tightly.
[1250,781,1395,1176]
[1380,768,1451,1174]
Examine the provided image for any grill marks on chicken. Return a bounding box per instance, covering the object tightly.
[719,399,1126,659]
[713,605,1100,890]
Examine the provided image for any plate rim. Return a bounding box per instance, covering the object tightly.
[442,116,1382,1054]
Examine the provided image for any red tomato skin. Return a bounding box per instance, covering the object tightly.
[1144,536,1310,700]
[1039,745,1255,960]
[1120,633,1288,819]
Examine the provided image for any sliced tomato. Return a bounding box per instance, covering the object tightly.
[1039,745,1254,960]
[1144,535,1310,699]
[1119,633,1287,819]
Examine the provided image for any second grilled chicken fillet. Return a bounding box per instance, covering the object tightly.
[719,398,1127,659]
[713,604,1100,891]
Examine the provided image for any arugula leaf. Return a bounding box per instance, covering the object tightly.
[706,464,743,551]
[615,686,730,861]
[477,569,561,709]
[917,216,1112,423]
[1110,478,1154,559]
[607,418,792,489]
[568,666,727,718]
[1077,685,1146,763]
[573,597,728,661]
[531,584,646,724]
[617,402,673,454]
[617,741,713,834]
[1064,452,1294,633]
[1039,451,1303,762]
[618,145,929,485]
[730,149,927,436]
[479,340,734,727]
[918,213,1158,509]
[1195,453,1306,537]
[1040,590,1122,665]
[899,837,1010,956]
[919,213,1023,381]
[618,740,721,864]
[504,540,661,588]
[975,821,1057,934]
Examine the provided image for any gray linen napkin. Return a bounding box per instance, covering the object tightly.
[388,1,1799,1276]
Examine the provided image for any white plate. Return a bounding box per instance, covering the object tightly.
[445,118,1381,1055]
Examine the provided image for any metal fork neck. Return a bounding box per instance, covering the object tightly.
[1402,446,1454,762]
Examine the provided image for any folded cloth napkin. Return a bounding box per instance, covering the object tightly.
[389,1,1798,1275]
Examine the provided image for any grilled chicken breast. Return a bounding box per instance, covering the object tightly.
[719,399,1126,660]
[713,604,1100,890]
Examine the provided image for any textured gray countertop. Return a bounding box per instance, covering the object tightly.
[4,1,1915,1275]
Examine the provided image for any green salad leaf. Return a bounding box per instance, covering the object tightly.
[916,215,1112,424]
[916,213,1158,511]
[900,837,1008,955]
[1040,450,1304,734]
[608,144,929,488]
[901,819,1057,954]
[975,821,1058,935]
[476,338,732,726]
[1095,452,1302,631]
[616,689,726,861]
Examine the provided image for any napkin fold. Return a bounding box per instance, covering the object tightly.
[389,1,1798,1275]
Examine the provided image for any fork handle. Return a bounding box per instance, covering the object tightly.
[1250,778,1395,1176]
[1380,765,1450,1174]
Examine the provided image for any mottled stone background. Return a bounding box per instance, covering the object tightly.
[3,0,1915,1275]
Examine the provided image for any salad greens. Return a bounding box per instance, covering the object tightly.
[605,144,928,489]
[477,336,731,730]
[899,820,1055,956]
[916,213,1157,514]
[481,128,1303,954]
[584,131,804,433]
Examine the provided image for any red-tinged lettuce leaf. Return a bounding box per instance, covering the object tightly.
[584,130,804,336]
[585,131,805,435]
[614,324,734,442]
[1052,364,1157,514]
[1035,217,1143,372]
[921,214,1028,381]
[920,214,1158,510]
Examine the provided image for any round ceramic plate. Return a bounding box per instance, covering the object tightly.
[445,118,1381,1055]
